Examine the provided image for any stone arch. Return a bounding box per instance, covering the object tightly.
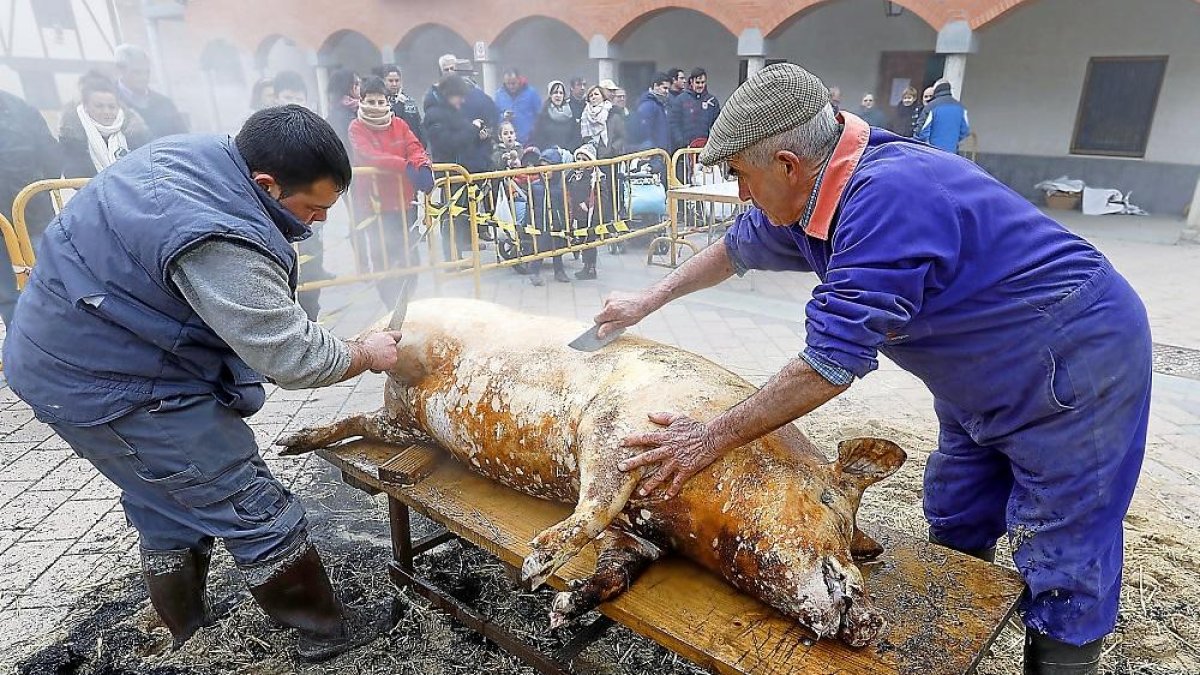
[490,16,589,98]
[763,0,943,36]
[612,7,738,97]
[768,0,939,106]
[317,29,382,75]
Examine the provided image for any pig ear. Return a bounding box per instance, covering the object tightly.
[835,438,906,488]
[850,528,885,561]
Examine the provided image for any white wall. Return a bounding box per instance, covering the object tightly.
[770,0,936,103]
[966,0,1200,164]
[492,18,589,102]
[618,10,739,102]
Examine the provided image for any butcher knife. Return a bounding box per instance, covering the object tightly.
[568,323,624,352]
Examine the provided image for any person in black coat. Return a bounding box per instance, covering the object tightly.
[424,75,493,260]
[532,81,582,155]
[0,90,59,327]
[114,44,186,139]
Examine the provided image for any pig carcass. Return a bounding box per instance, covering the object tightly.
[277,298,906,646]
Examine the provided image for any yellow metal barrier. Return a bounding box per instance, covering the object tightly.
[11,178,87,268]
[7,150,679,306]
[1,213,30,291]
[646,147,749,268]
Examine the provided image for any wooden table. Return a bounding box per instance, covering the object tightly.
[317,440,1024,675]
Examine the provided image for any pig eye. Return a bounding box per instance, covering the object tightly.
[820,489,835,505]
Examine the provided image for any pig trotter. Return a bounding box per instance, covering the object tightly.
[275,410,418,455]
[548,528,663,628]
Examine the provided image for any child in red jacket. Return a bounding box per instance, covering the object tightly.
[348,76,434,305]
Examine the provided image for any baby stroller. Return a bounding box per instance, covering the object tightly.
[609,158,667,254]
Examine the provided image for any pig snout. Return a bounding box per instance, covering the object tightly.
[823,555,886,647]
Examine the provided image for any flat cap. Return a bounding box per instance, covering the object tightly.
[699,63,830,166]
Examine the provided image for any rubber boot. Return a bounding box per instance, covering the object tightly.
[142,546,215,648]
[574,264,597,280]
[529,272,545,286]
[928,531,997,563]
[246,544,373,663]
[1023,631,1103,674]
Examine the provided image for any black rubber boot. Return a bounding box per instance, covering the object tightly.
[141,546,215,648]
[529,273,545,286]
[928,531,997,563]
[554,267,571,283]
[246,543,374,663]
[1023,631,1103,674]
[575,265,597,280]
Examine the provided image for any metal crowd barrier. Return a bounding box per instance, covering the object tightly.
[647,148,749,268]
[5,150,680,303]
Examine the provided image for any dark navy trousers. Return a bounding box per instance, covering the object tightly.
[51,394,307,565]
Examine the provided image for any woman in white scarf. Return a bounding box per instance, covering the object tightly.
[60,73,148,178]
[579,85,612,152]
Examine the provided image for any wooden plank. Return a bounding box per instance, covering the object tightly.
[318,441,1024,675]
[378,445,444,486]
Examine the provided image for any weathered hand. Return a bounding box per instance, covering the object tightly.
[594,291,653,339]
[617,412,724,499]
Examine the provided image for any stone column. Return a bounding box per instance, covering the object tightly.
[738,29,768,82]
[589,35,621,86]
[473,41,498,96]
[312,61,330,116]
[936,20,977,99]
[1185,176,1200,239]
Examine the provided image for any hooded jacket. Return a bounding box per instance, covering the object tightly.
[916,83,970,153]
[631,90,670,152]
[494,79,541,144]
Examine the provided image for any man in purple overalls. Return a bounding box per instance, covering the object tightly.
[595,63,1150,674]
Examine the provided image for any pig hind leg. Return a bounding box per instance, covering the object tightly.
[548,527,663,628]
[275,409,420,454]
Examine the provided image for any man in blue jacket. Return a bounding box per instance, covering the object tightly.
[916,80,971,153]
[631,72,672,153]
[594,64,1148,675]
[494,68,541,144]
[2,106,404,662]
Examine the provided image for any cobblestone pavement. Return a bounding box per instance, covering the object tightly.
[2,208,1198,666]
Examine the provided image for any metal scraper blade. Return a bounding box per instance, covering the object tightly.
[568,324,624,352]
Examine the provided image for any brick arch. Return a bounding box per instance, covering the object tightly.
[490,15,588,47]
[253,34,292,72]
[395,22,472,54]
[609,4,740,43]
[763,0,947,37]
[317,29,380,64]
[969,0,1200,28]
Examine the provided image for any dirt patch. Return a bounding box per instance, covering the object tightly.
[11,398,1199,674]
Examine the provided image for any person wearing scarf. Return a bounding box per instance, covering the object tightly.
[347,77,434,307]
[579,85,613,154]
[59,71,149,178]
[532,81,582,152]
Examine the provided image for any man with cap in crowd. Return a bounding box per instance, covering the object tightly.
[114,43,187,140]
[593,62,1150,675]
[916,80,971,153]
[423,53,499,133]
[3,105,402,662]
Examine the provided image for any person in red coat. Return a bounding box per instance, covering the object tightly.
[348,77,435,305]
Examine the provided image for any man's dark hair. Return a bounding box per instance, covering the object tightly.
[570,76,587,87]
[360,76,389,98]
[437,74,470,100]
[689,67,707,81]
[273,70,307,96]
[236,105,352,194]
[326,68,358,102]
[670,68,685,80]
[374,63,401,78]
[503,68,521,79]
[651,72,672,87]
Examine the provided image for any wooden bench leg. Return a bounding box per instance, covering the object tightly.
[384,496,610,674]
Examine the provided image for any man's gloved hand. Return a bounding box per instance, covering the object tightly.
[406,164,435,193]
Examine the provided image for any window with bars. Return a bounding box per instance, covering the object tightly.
[1071,56,1168,158]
